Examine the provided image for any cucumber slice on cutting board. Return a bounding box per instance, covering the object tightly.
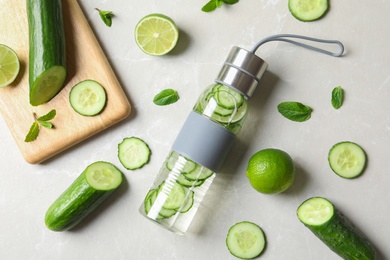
[288,0,329,22]
[297,197,376,259]
[45,161,123,231]
[69,80,107,116]
[328,141,366,178]
[27,0,67,106]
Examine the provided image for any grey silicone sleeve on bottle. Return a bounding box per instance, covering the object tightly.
[171,111,236,173]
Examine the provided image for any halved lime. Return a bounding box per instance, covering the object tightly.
[0,44,20,88]
[134,14,179,56]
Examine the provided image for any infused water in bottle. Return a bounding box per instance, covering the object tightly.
[139,47,268,234]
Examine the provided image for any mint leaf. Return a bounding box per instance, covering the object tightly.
[153,89,180,106]
[202,0,224,12]
[222,0,239,5]
[277,101,312,122]
[39,121,54,129]
[25,109,56,142]
[37,109,56,121]
[96,8,113,27]
[331,86,344,109]
[25,122,40,142]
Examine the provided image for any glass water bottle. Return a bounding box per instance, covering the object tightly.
[139,47,268,234]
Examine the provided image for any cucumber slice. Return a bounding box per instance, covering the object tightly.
[45,161,123,231]
[226,221,266,259]
[159,181,186,210]
[118,137,151,170]
[183,164,214,181]
[176,174,204,187]
[178,189,194,213]
[297,197,376,259]
[166,152,196,174]
[214,86,244,109]
[69,80,107,116]
[212,101,248,124]
[328,141,366,178]
[288,0,329,22]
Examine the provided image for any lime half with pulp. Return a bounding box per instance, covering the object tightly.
[135,14,179,56]
[0,44,20,88]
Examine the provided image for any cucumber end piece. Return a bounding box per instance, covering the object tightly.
[297,197,334,226]
[30,66,67,106]
[84,161,123,191]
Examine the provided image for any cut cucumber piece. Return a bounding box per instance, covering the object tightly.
[328,141,366,178]
[297,197,376,259]
[27,0,67,106]
[212,101,248,124]
[288,0,329,22]
[214,85,244,109]
[166,152,196,174]
[69,80,107,116]
[183,164,214,181]
[45,161,123,231]
[177,189,194,213]
[118,137,151,170]
[176,174,204,187]
[226,221,266,259]
[159,181,186,210]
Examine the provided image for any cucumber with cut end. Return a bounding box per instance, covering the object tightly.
[183,164,214,181]
[226,221,266,259]
[288,0,329,22]
[27,0,67,106]
[69,80,107,116]
[45,161,123,231]
[118,137,151,170]
[297,197,376,260]
[328,141,366,178]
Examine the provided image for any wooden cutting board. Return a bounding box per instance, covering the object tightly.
[0,0,131,164]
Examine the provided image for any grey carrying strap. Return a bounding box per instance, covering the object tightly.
[251,34,344,57]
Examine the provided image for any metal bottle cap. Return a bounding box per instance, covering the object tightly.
[215,47,268,98]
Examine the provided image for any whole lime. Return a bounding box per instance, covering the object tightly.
[246,148,295,194]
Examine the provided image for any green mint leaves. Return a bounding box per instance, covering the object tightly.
[96,9,113,27]
[25,109,56,142]
[153,89,180,106]
[277,101,312,122]
[331,86,344,109]
[202,0,239,12]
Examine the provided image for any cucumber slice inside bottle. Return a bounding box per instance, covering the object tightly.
[166,152,196,174]
[183,164,214,181]
[160,181,186,210]
[328,141,366,178]
[226,221,266,259]
[288,0,329,22]
[69,80,107,116]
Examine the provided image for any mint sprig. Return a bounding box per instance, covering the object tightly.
[25,109,56,142]
[331,86,344,109]
[153,89,180,106]
[96,8,113,27]
[202,0,239,12]
[277,101,312,122]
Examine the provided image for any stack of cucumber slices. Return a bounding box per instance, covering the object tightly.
[143,151,214,220]
[194,84,248,134]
